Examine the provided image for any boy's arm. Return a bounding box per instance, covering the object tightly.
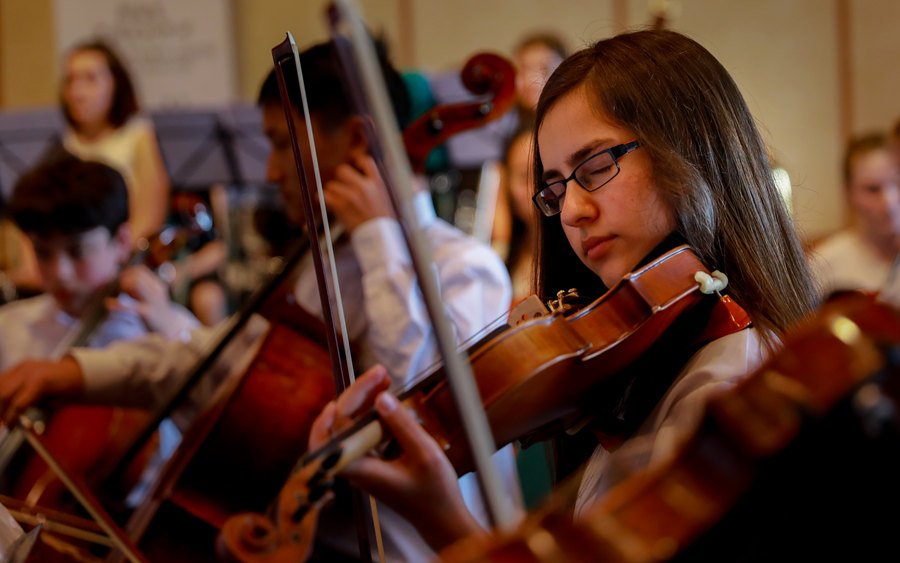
[0,331,196,424]
[353,194,512,384]
[0,315,261,423]
[0,356,84,424]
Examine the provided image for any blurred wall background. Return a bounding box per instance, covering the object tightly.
[1,0,897,243]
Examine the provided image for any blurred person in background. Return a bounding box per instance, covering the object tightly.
[809,132,900,299]
[61,40,227,325]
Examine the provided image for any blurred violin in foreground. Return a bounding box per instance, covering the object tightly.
[439,290,900,562]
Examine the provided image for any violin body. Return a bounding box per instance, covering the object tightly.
[439,291,900,562]
[346,245,726,475]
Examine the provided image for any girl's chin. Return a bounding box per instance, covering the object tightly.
[595,261,631,288]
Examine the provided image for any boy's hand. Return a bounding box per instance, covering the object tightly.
[323,155,395,233]
[108,265,191,339]
[0,356,84,424]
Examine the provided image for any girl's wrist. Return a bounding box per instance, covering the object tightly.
[421,505,488,552]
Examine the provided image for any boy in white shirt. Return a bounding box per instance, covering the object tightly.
[0,40,516,561]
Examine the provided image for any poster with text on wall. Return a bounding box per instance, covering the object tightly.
[54,0,238,108]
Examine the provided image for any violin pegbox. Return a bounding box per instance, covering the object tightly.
[547,288,582,316]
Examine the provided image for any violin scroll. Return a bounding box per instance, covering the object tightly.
[216,455,336,563]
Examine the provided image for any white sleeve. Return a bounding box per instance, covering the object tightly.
[69,315,269,411]
[351,209,511,386]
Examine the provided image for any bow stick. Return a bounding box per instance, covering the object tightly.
[328,0,518,529]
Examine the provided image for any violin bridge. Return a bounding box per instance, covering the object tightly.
[508,295,552,326]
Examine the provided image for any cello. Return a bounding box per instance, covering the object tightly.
[2,195,221,517]
[0,218,219,562]
[436,291,900,562]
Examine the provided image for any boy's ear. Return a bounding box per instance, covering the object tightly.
[345,115,370,160]
[113,223,134,263]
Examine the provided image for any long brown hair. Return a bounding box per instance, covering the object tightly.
[533,30,817,343]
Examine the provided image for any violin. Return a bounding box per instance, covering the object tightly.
[437,290,900,562]
[141,192,217,275]
[307,245,744,475]
[217,244,751,561]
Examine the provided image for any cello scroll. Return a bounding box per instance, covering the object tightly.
[403,52,516,174]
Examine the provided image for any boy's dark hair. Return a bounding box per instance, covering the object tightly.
[9,152,130,237]
[257,39,411,130]
[61,40,139,130]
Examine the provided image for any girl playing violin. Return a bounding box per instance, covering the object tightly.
[303,28,819,553]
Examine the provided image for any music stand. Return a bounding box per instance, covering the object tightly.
[218,104,269,189]
[0,109,64,204]
[149,110,235,192]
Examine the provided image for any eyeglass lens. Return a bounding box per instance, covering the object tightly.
[534,151,618,216]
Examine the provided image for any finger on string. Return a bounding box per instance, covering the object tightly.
[372,391,440,462]
[1,388,30,426]
[309,400,338,449]
[355,154,381,181]
[0,370,30,423]
[321,186,347,210]
[334,365,390,420]
[105,296,131,313]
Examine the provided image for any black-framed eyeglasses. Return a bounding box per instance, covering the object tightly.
[532,140,641,217]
